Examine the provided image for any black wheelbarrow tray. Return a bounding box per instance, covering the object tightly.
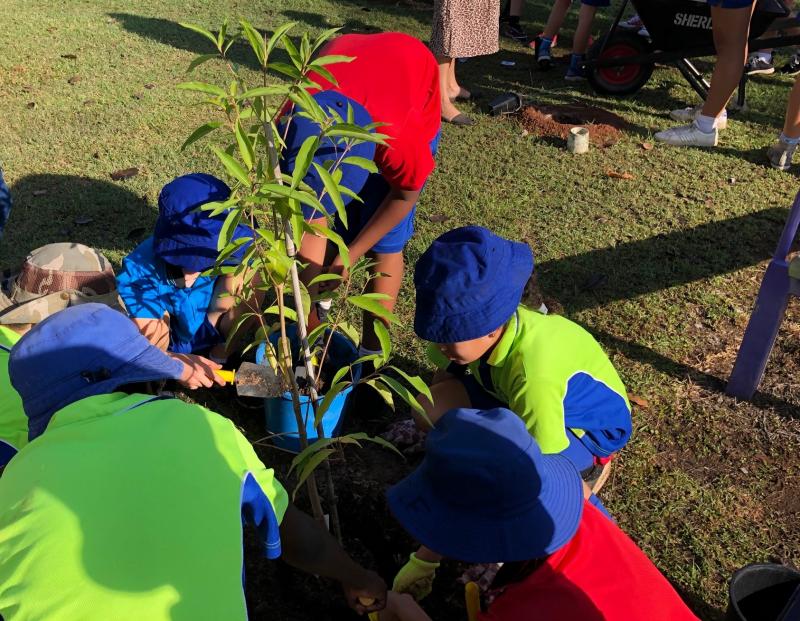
[585,0,798,99]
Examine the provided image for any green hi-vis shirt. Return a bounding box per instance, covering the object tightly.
[428,305,632,456]
[0,393,289,621]
[0,326,26,465]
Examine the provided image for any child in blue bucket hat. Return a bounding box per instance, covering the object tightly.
[282,32,441,359]
[116,173,256,389]
[378,408,699,621]
[412,226,632,493]
[0,303,387,620]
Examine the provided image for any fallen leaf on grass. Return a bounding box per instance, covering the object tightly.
[629,394,650,409]
[110,167,139,181]
[61,53,77,60]
[641,142,653,150]
[605,170,635,180]
[32,190,47,197]
[83,99,96,106]
[126,227,146,240]
[144,83,155,89]
[428,214,449,223]
[67,75,81,85]
[131,93,143,100]
[74,216,93,225]
[26,102,36,110]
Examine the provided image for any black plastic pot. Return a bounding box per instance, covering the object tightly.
[728,563,800,621]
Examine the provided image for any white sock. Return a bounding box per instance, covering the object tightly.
[695,114,716,134]
[780,132,800,145]
[755,51,772,62]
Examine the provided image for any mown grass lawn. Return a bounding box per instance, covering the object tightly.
[2,1,800,619]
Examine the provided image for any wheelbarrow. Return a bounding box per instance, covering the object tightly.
[585,0,797,105]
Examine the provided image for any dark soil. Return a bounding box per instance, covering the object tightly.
[519,104,636,147]
[198,387,468,621]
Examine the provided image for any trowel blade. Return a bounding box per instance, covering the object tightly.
[235,361,283,399]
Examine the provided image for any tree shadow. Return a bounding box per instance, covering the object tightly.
[109,12,288,72]
[280,10,385,35]
[539,206,787,314]
[2,174,153,266]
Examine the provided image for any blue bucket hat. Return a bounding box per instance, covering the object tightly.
[153,173,252,272]
[280,90,376,220]
[9,303,184,440]
[414,226,534,343]
[386,407,583,563]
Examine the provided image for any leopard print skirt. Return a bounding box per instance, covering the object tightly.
[430,0,500,58]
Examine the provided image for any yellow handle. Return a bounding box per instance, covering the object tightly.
[465,582,480,621]
[368,614,379,621]
[215,369,235,384]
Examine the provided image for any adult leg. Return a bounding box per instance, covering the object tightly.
[701,3,756,119]
[572,3,597,55]
[437,54,466,121]
[767,75,800,169]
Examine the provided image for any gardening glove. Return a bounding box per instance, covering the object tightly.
[392,553,440,601]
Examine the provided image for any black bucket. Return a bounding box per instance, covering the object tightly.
[728,563,800,621]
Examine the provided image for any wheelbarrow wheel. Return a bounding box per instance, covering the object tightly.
[587,32,654,96]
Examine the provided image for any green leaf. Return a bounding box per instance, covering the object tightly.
[217,235,250,262]
[211,146,251,186]
[179,22,220,50]
[308,223,351,270]
[235,120,255,170]
[347,295,398,324]
[271,61,302,80]
[354,432,403,457]
[290,204,305,251]
[289,88,327,123]
[311,54,355,67]
[307,64,338,87]
[266,22,297,60]
[312,162,346,227]
[239,19,266,66]
[308,272,342,286]
[342,156,378,174]
[330,364,356,387]
[263,305,298,321]
[177,81,227,98]
[373,320,391,365]
[180,121,223,151]
[339,184,364,204]
[292,135,320,189]
[389,365,432,404]
[365,379,394,410]
[311,27,342,53]
[217,209,243,251]
[306,322,329,348]
[378,375,425,415]
[282,33,303,70]
[314,381,348,427]
[259,184,325,216]
[240,85,289,99]
[293,448,334,499]
[186,53,218,73]
[325,124,386,143]
[339,321,360,347]
[289,437,337,475]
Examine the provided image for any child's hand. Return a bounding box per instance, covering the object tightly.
[377,592,432,621]
[172,353,225,390]
[342,569,387,615]
[392,552,440,600]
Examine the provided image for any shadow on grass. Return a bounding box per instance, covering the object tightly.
[280,10,385,35]
[541,206,787,314]
[4,174,153,262]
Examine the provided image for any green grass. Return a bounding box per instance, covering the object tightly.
[2,1,800,619]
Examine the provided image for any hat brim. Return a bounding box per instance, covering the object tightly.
[25,339,184,440]
[387,453,583,563]
[0,290,126,325]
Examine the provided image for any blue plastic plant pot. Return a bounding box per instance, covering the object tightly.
[255,326,361,453]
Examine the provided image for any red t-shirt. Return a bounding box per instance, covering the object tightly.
[479,502,700,621]
[309,33,441,192]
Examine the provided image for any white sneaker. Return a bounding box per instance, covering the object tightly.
[767,138,797,171]
[654,122,718,147]
[669,105,728,130]
[620,14,644,30]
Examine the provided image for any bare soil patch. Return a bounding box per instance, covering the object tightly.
[519,104,635,147]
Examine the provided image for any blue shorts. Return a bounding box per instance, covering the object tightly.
[458,374,595,475]
[335,130,441,255]
[706,0,753,7]
[0,441,17,469]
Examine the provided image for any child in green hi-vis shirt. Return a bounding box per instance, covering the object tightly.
[411,226,632,490]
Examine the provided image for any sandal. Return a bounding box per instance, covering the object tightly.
[443,113,475,126]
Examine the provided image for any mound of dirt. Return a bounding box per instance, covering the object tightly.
[519,104,635,147]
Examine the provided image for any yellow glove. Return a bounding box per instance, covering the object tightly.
[392,552,440,601]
